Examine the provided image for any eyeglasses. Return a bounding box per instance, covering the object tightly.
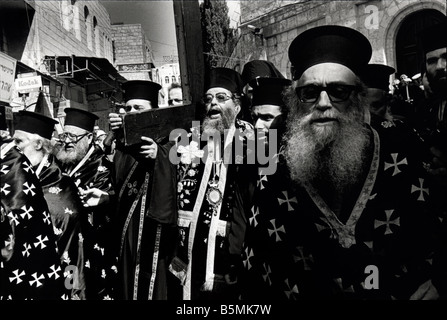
[295,84,357,103]
[203,92,233,105]
[58,132,89,143]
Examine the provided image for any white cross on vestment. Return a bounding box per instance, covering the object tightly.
[277,191,297,211]
[268,219,286,242]
[284,278,299,299]
[22,243,32,257]
[43,211,51,225]
[48,265,61,279]
[384,153,408,176]
[5,234,14,250]
[22,182,36,196]
[243,247,254,270]
[20,205,34,219]
[262,263,272,286]
[22,161,34,173]
[7,212,19,226]
[1,183,10,195]
[293,246,313,270]
[374,209,400,235]
[411,178,429,201]
[257,175,268,190]
[249,206,259,227]
[1,164,10,175]
[34,235,49,249]
[29,272,45,287]
[9,269,26,284]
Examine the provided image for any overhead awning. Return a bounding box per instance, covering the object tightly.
[43,55,127,96]
[16,60,64,88]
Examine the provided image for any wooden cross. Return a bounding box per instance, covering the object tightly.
[121,104,196,146]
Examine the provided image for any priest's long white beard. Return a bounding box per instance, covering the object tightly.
[284,97,370,191]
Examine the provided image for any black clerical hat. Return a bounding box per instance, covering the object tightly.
[249,77,292,107]
[241,60,285,86]
[63,108,98,132]
[122,80,161,107]
[360,64,395,91]
[207,67,244,95]
[15,110,58,140]
[288,25,372,79]
[421,19,447,54]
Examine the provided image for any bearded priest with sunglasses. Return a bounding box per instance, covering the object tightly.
[241,25,444,300]
[168,67,256,300]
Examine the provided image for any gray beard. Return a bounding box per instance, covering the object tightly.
[55,140,89,166]
[202,107,236,135]
[202,117,226,135]
[284,105,370,192]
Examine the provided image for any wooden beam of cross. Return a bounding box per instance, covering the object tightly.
[121,104,196,146]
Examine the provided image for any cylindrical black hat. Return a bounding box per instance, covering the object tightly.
[249,77,292,107]
[206,67,244,95]
[359,64,395,91]
[63,108,98,132]
[241,60,285,86]
[14,110,58,140]
[122,80,161,108]
[288,25,372,80]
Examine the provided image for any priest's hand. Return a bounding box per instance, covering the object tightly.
[108,108,126,131]
[79,187,110,207]
[140,136,158,159]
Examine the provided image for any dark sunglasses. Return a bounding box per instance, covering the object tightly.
[295,84,357,103]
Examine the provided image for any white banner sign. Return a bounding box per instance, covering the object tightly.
[0,52,17,103]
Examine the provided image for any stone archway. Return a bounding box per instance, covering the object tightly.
[384,1,446,75]
[279,44,292,80]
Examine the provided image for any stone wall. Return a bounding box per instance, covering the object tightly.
[111,23,154,80]
[21,0,113,71]
[234,0,446,79]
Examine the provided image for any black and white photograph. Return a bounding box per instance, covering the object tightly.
[1,0,446,316]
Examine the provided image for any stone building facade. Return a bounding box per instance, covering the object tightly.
[231,0,446,79]
[153,62,182,106]
[16,0,114,72]
[111,23,155,81]
[1,0,124,131]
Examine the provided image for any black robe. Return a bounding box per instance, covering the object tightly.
[1,139,64,299]
[112,137,178,300]
[241,125,443,300]
[58,144,117,300]
[169,119,255,300]
[38,154,87,299]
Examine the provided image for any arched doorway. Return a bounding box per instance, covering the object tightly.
[395,9,445,78]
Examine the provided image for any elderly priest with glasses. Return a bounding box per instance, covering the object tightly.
[240,25,444,300]
[55,107,117,300]
[168,67,256,301]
